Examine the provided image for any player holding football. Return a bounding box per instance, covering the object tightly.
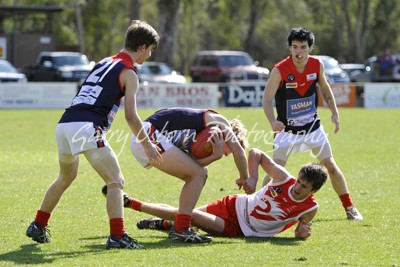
[104,148,327,239]
[26,20,162,249]
[129,107,250,243]
[261,27,363,220]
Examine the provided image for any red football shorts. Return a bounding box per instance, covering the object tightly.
[206,195,244,237]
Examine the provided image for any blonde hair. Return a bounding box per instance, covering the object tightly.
[230,119,249,149]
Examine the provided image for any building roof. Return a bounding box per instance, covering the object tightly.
[0,5,63,17]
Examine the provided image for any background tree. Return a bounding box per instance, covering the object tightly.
[3,0,400,75]
[152,0,181,66]
[130,0,142,20]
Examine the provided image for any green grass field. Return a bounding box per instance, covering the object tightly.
[0,107,399,266]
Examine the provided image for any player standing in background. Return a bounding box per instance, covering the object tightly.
[261,27,363,220]
[26,20,162,249]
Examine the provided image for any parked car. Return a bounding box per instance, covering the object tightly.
[340,63,370,82]
[313,55,350,83]
[351,56,400,82]
[340,63,366,76]
[189,50,270,83]
[0,59,27,82]
[23,51,94,82]
[135,61,186,84]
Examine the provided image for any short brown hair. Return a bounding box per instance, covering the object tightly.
[124,20,160,51]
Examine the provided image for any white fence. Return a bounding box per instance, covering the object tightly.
[1,82,400,109]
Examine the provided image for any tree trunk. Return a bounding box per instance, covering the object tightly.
[245,0,260,53]
[130,0,142,20]
[329,0,344,57]
[75,2,84,53]
[355,0,370,62]
[154,0,181,65]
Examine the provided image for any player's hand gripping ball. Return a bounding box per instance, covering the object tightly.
[190,126,221,159]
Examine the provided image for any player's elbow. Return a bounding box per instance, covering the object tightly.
[295,230,311,239]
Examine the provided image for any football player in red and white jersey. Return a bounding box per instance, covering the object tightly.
[108,148,327,239]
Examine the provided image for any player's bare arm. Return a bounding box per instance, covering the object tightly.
[249,148,291,184]
[122,68,162,165]
[262,67,285,132]
[294,209,317,239]
[317,61,340,133]
[205,112,250,190]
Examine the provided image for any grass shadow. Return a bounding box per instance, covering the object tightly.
[79,231,305,250]
[244,236,303,246]
[80,232,238,251]
[313,218,347,223]
[0,244,91,265]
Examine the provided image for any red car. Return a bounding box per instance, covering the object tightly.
[189,50,269,83]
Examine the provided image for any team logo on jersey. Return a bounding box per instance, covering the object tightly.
[276,187,283,193]
[269,187,278,198]
[306,73,317,81]
[287,74,295,81]
[286,83,297,88]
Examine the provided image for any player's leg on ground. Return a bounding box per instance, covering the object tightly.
[138,203,225,236]
[192,205,225,236]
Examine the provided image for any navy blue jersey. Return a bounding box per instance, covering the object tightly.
[145,107,217,132]
[59,52,135,129]
[145,108,218,151]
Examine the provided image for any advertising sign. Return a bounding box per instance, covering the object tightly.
[136,83,219,108]
[364,83,400,108]
[0,83,77,109]
[223,82,266,107]
[318,83,357,107]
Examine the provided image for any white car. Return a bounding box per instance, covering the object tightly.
[135,62,186,84]
[0,59,27,82]
[313,55,350,83]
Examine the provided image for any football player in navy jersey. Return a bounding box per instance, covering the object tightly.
[261,27,363,220]
[128,107,250,243]
[26,20,162,249]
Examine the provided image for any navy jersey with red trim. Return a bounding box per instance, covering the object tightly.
[145,108,218,151]
[59,52,135,129]
[145,107,217,133]
[275,56,321,133]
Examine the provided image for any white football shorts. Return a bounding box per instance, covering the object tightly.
[56,122,109,156]
[273,125,332,162]
[130,121,174,168]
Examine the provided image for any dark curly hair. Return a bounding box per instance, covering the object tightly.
[287,27,315,47]
[298,163,327,191]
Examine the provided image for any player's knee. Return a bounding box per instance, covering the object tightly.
[107,176,125,191]
[195,167,208,186]
[58,164,78,187]
[248,148,261,159]
[202,167,208,182]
